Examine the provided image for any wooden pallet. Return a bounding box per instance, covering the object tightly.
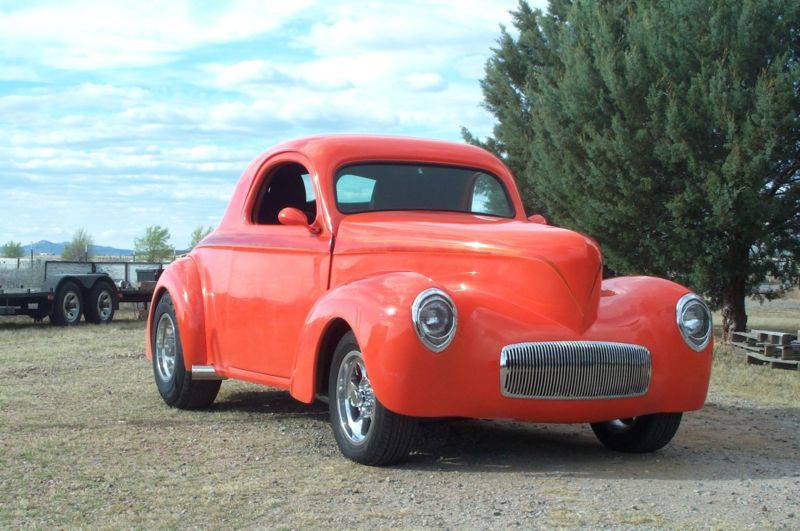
[730,329,800,369]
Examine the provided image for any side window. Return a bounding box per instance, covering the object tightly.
[253,163,317,225]
[471,173,513,217]
[336,174,377,213]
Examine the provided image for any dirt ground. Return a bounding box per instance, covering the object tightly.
[0,305,798,529]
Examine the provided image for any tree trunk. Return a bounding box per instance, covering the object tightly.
[721,277,747,343]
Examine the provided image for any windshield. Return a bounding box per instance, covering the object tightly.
[334,163,514,218]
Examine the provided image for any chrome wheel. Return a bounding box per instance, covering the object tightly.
[97,290,113,321]
[606,418,636,433]
[62,291,80,322]
[155,313,177,382]
[336,350,375,445]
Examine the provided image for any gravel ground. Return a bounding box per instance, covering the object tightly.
[1,316,798,529]
[201,388,800,529]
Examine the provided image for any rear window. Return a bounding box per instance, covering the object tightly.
[334,163,514,218]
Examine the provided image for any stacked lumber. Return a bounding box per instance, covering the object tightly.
[730,329,800,370]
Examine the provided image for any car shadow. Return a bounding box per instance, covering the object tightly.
[211,388,800,481]
[213,389,328,418]
[403,402,800,481]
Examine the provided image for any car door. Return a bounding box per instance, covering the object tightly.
[217,155,331,380]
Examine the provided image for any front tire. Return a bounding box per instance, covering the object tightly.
[590,413,682,453]
[152,293,220,409]
[328,332,417,466]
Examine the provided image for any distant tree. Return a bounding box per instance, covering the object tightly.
[62,229,93,262]
[469,0,800,340]
[1,240,23,258]
[189,226,214,249]
[134,225,173,262]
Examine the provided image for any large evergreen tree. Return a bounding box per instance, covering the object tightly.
[470,0,800,339]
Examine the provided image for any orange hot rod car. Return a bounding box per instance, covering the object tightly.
[146,135,713,465]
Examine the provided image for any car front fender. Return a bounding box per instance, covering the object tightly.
[289,271,435,404]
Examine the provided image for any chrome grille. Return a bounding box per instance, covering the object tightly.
[499,341,651,399]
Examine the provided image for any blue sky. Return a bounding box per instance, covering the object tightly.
[0,0,546,249]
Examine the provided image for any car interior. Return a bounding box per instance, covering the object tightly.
[253,163,317,225]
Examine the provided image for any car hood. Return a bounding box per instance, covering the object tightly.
[333,212,603,329]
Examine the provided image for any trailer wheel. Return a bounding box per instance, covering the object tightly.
[50,280,83,326]
[85,281,115,324]
[152,293,220,409]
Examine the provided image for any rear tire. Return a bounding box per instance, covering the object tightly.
[85,281,115,324]
[328,332,417,466]
[50,280,83,326]
[590,413,682,453]
[151,293,220,409]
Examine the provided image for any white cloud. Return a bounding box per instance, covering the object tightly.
[205,60,354,91]
[299,1,520,55]
[206,60,293,87]
[0,0,551,248]
[404,73,448,92]
[0,83,149,119]
[0,0,313,70]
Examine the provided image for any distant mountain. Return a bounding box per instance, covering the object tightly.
[90,244,134,257]
[22,240,133,257]
[23,240,64,255]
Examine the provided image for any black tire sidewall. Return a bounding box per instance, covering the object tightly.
[591,413,682,453]
[51,280,83,326]
[87,281,115,324]
[151,294,188,406]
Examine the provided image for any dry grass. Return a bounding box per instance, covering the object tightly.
[710,346,799,407]
[745,295,800,333]
[709,295,800,405]
[0,317,352,528]
[711,291,800,334]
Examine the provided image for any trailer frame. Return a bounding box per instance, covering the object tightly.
[0,260,165,325]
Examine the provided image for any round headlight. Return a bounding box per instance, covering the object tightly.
[412,288,457,352]
[676,293,712,351]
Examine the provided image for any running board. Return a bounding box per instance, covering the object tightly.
[191,365,226,380]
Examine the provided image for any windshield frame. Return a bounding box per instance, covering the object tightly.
[333,161,516,219]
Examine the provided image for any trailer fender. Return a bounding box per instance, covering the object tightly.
[42,274,115,294]
[145,257,207,369]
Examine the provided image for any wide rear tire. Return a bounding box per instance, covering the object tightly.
[590,413,682,453]
[328,332,417,466]
[151,293,220,409]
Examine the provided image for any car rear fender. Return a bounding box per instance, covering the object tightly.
[289,271,435,403]
[145,256,208,369]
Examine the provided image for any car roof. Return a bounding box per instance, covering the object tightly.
[219,134,525,233]
[263,134,505,170]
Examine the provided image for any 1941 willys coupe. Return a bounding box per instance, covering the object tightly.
[146,135,713,465]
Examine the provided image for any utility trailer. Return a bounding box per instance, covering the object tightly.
[0,261,165,326]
